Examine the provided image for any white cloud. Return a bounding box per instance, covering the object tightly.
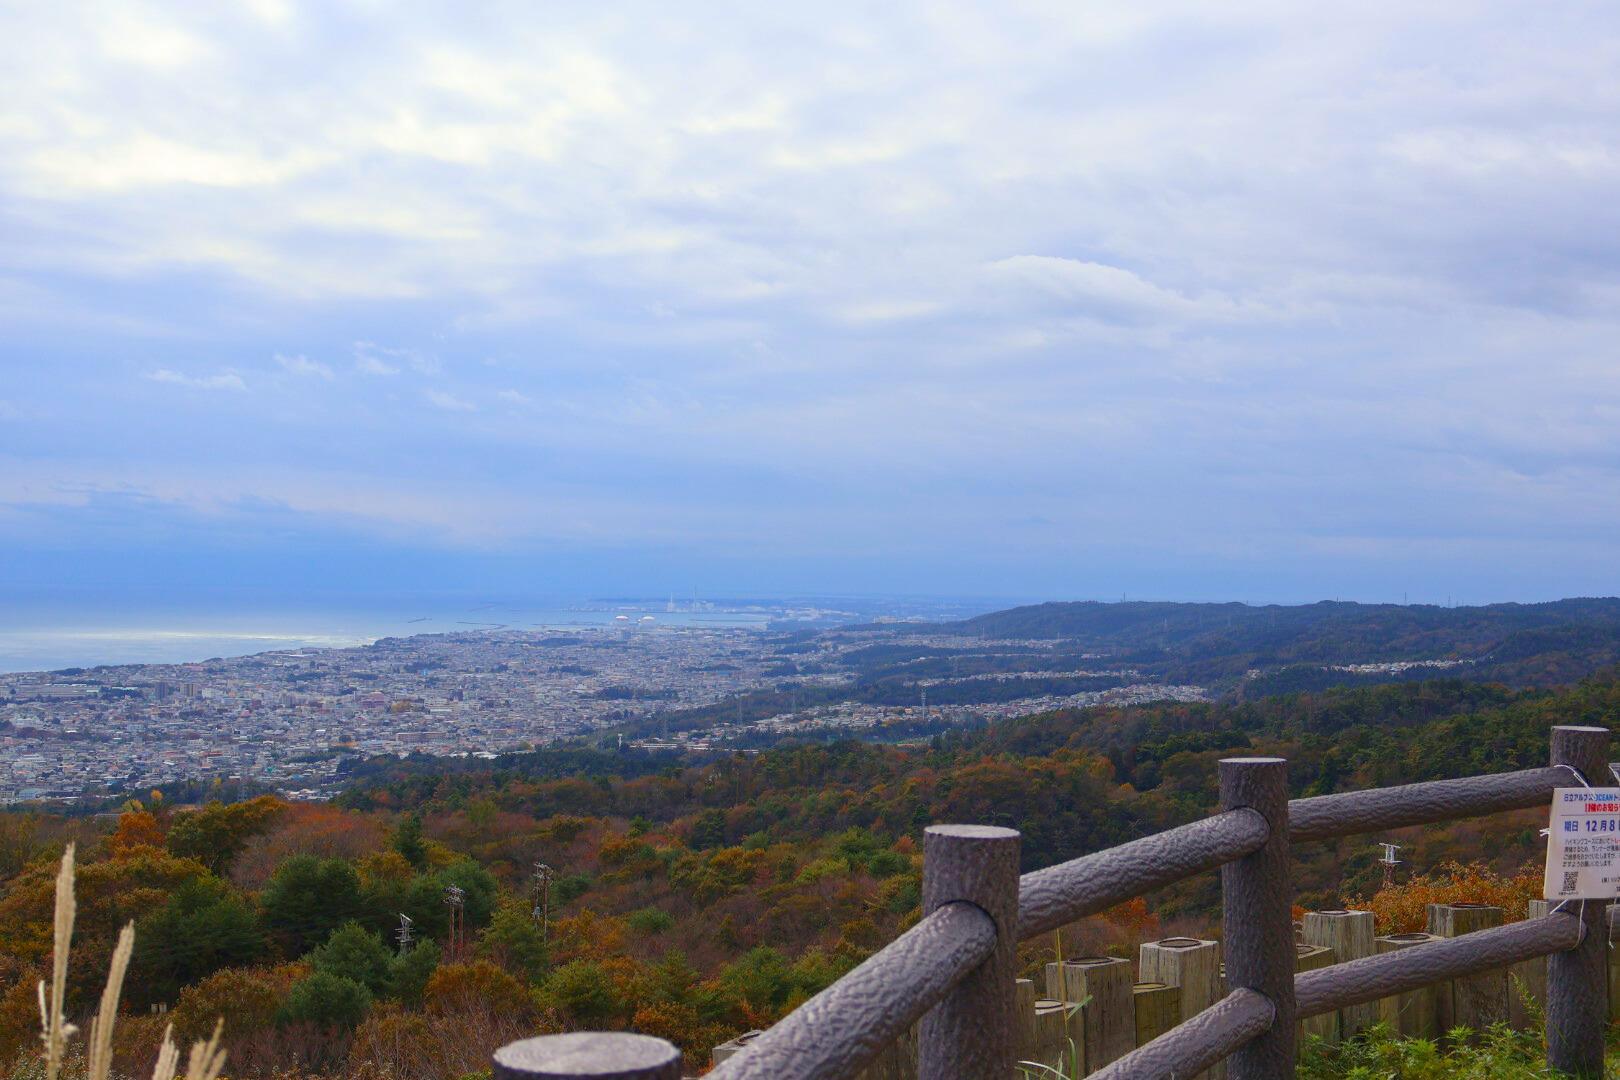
[275,353,333,379]
[496,389,533,405]
[144,369,247,391]
[425,390,476,412]
[353,340,438,376]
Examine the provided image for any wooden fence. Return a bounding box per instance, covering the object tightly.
[488,724,1613,1079]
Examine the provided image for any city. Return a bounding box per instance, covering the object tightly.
[0,622,1211,803]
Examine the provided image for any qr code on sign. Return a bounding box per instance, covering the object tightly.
[1562,870,1580,895]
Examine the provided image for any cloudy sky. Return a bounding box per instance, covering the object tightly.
[2,1,1618,604]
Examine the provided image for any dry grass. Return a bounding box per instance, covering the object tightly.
[28,846,227,1080]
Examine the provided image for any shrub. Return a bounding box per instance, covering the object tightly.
[424,960,536,1024]
[281,970,373,1028]
[542,960,620,1024]
[170,962,306,1043]
[307,921,393,994]
[1350,861,1542,934]
[626,907,675,935]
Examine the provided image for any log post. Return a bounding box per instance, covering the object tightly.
[1609,904,1620,1025]
[1301,909,1377,1037]
[1547,725,1611,1078]
[1220,757,1294,1080]
[918,825,1020,1080]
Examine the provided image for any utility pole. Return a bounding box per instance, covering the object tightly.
[395,912,414,956]
[531,861,555,940]
[1378,842,1402,888]
[443,884,466,959]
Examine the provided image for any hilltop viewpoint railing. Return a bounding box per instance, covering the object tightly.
[490,724,1613,1080]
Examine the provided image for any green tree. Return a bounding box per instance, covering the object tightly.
[261,855,365,955]
[306,921,393,995]
[131,877,265,1007]
[477,899,548,983]
[281,971,372,1028]
[543,960,620,1024]
[388,939,440,1007]
[392,812,426,869]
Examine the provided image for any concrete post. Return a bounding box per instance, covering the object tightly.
[918,825,1020,1080]
[1219,757,1294,1080]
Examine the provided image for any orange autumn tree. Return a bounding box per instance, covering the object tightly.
[1348,860,1542,934]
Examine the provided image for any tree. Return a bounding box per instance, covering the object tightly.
[260,855,365,956]
[306,921,393,995]
[105,810,165,856]
[543,960,620,1024]
[388,939,440,1007]
[392,812,426,869]
[281,970,372,1028]
[132,877,265,1006]
[170,962,306,1042]
[166,796,283,876]
[478,899,548,983]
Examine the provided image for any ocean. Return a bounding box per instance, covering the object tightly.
[0,590,773,674]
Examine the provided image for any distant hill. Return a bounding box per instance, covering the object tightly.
[934,598,1620,693]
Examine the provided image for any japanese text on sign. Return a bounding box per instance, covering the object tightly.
[1544,787,1620,900]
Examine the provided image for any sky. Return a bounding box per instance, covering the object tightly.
[2,1,1619,606]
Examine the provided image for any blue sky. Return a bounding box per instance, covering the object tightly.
[2,2,1619,604]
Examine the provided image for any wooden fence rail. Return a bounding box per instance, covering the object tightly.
[492,724,1613,1080]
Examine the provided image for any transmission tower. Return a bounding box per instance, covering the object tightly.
[395,912,414,956]
[443,884,466,959]
[532,860,555,940]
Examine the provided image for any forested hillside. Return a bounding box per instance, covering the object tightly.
[935,598,1620,691]
[3,672,1617,1077]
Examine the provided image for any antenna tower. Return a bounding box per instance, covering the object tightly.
[532,861,555,940]
[1378,842,1403,888]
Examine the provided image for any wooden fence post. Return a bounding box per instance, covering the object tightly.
[1045,955,1134,1071]
[918,825,1020,1080]
[1031,999,1074,1074]
[1547,725,1611,1078]
[1293,944,1337,1045]
[493,1033,682,1080]
[1139,937,1222,1077]
[1508,900,1551,1032]
[1219,757,1294,1080]
[1132,982,1181,1047]
[1427,903,1506,1037]
[1301,910,1377,1037]
[1374,933,1441,1038]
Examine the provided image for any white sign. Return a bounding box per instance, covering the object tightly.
[1544,787,1620,900]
